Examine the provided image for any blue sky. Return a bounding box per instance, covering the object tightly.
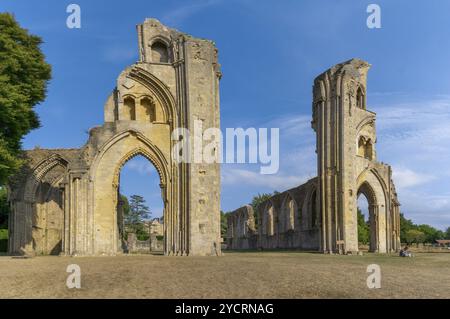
[2,0,450,229]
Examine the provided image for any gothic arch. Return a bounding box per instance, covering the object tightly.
[281,193,296,232]
[261,201,275,236]
[356,85,365,109]
[305,186,319,229]
[356,169,389,252]
[90,128,175,256]
[148,36,172,64]
[90,129,169,183]
[23,154,68,203]
[10,154,68,256]
[124,66,177,125]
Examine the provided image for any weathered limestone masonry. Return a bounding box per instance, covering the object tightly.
[227,59,401,254]
[7,19,222,256]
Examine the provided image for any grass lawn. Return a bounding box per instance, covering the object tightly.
[0,251,448,298]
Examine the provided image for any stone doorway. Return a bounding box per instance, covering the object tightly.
[116,154,165,254]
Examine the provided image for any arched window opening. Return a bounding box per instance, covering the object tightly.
[267,206,274,236]
[356,86,365,109]
[141,97,156,122]
[358,136,373,160]
[284,197,295,231]
[151,41,170,63]
[365,140,373,160]
[123,97,136,120]
[357,182,377,252]
[118,155,164,254]
[357,193,370,251]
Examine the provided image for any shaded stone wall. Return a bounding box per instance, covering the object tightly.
[227,179,319,250]
[126,233,163,253]
[226,205,257,250]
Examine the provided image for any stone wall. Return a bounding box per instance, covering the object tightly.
[227,179,320,250]
[126,233,163,254]
[226,205,257,250]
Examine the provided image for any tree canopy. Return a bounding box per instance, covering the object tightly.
[0,13,51,184]
[400,213,447,244]
[357,208,369,245]
[125,195,151,240]
[220,210,229,238]
[0,187,8,229]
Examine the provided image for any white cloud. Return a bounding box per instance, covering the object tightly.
[392,167,436,189]
[221,113,316,191]
[222,166,309,191]
[372,96,450,229]
[123,158,157,176]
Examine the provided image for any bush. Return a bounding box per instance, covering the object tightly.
[0,229,8,252]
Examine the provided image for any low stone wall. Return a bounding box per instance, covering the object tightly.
[127,233,163,253]
[227,178,321,251]
[226,205,258,250]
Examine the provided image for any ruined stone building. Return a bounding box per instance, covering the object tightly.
[6,19,400,257]
[227,59,401,254]
[7,19,222,256]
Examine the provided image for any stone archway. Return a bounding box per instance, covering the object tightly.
[113,151,167,254]
[90,130,175,256]
[7,19,222,257]
[357,181,378,252]
[355,170,388,253]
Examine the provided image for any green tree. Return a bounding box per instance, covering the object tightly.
[0,13,52,184]
[357,208,369,245]
[0,186,9,229]
[400,213,415,243]
[446,227,450,240]
[417,224,445,243]
[220,210,229,238]
[405,229,426,246]
[125,195,151,240]
[399,213,446,244]
[119,194,130,216]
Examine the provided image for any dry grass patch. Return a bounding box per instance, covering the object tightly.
[0,251,448,298]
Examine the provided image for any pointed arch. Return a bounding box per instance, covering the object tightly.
[23,154,68,203]
[127,66,177,125]
[281,193,297,231]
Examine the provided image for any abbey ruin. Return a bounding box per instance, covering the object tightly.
[227,59,401,254]
[7,19,222,256]
[6,19,400,257]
